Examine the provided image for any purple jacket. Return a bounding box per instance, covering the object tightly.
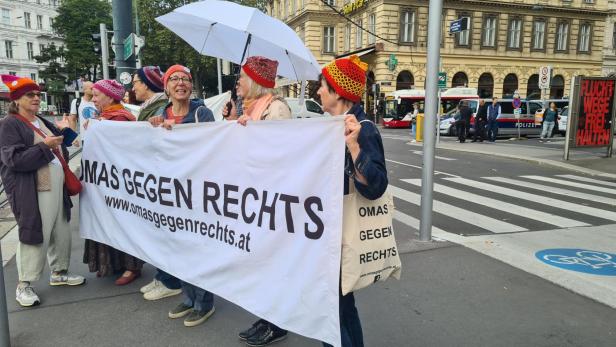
[0,114,72,245]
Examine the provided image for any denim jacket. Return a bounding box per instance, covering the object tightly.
[344,104,388,200]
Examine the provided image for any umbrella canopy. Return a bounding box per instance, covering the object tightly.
[156,0,321,81]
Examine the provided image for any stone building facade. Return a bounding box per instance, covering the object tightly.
[270,0,608,107]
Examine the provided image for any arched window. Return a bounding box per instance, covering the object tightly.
[452,72,468,87]
[550,75,565,99]
[396,71,414,90]
[526,74,540,99]
[477,73,494,98]
[502,73,518,97]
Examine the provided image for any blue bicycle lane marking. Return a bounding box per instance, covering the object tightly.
[535,248,616,276]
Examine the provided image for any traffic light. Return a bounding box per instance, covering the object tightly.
[91,33,101,54]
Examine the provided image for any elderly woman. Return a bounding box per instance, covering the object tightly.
[231,56,292,346]
[0,75,84,307]
[145,65,216,328]
[133,66,167,121]
[317,55,388,347]
[82,79,143,285]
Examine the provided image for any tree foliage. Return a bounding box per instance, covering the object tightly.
[136,0,267,96]
[51,0,112,79]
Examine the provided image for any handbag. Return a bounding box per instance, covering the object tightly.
[13,114,83,196]
[340,119,401,295]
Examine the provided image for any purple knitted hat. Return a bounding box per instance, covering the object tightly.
[93,79,125,102]
[136,66,164,93]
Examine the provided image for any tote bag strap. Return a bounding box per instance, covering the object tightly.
[12,114,69,170]
[193,106,204,124]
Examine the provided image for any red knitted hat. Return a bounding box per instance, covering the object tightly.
[1,74,40,101]
[321,55,368,103]
[242,56,278,88]
[163,65,192,88]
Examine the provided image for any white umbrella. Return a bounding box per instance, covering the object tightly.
[155,0,321,81]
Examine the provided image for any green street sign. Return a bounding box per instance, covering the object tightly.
[123,34,134,61]
[438,72,447,89]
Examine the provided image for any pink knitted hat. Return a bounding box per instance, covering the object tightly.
[93,79,125,102]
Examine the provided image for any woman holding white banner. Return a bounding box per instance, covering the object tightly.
[146,65,217,328]
[231,56,293,346]
[83,79,145,286]
[316,55,388,347]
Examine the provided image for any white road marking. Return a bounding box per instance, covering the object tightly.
[385,159,459,178]
[522,176,616,195]
[411,150,456,161]
[484,177,615,206]
[556,174,616,189]
[444,177,616,221]
[402,179,589,228]
[389,184,527,233]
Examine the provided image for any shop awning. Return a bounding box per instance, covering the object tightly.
[335,46,376,59]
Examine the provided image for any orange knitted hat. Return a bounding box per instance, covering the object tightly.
[1,74,40,101]
[321,55,368,103]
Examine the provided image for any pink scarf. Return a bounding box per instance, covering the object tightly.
[244,94,274,121]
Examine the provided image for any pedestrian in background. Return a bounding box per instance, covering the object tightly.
[148,65,217,328]
[83,79,144,286]
[69,81,97,146]
[472,99,487,142]
[456,101,472,143]
[318,55,388,347]
[133,66,168,121]
[0,75,84,307]
[233,56,292,346]
[408,102,419,143]
[540,102,558,143]
[487,97,501,142]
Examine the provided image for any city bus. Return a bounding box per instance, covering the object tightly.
[383,87,479,128]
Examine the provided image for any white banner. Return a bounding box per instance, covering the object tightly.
[79,118,345,346]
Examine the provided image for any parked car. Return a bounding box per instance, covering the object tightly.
[558,106,568,136]
[285,98,328,118]
[439,109,459,136]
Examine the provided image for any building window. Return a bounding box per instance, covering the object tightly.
[507,18,522,49]
[526,74,540,99]
[39,43,46,55]
[325,0,335,5]
[1,8,10,25]
[344,24,351,51]
[283,0,287,19]
[396,71,414,90]
[368,13,376,45]
[323,26,335,53]
[503,73,518,97]
[452,72,468,87]
[291,0,295,15]
[555,21,569,51]
[400,9,416,44]
[27,42,34,60]
[532,19,546,50]
[482,15,497,47]
[24,12,31,28]
[37,15,43,30]
[49,17,54,31]
[355,19,363,48]
[478,73,494,98]
[8,71,16,76]
[578,22,591,52]
[455,14,471,47]
[550,75,565,98]
[31,73,36,81]
[5,41,13,59]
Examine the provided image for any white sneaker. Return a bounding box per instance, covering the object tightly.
[143,284,182,301]
[140,279,160,294]
[49,271,86,286]
[16,283,40,307]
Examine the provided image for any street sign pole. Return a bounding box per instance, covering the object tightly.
[419,0,443,242]
[0,244,11,347]
[100,23,109,80]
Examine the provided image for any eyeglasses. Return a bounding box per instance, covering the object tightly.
[168,76,192,84]
[25,92,41,98]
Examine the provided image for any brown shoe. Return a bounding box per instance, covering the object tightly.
[115,270,141,286]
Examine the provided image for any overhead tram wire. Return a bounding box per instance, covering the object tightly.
[318,0,415,68]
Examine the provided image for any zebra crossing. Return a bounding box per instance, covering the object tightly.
[390,174,616,236]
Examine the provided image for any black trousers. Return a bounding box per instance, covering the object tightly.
[473,121,486,141]
[456,121,467,142]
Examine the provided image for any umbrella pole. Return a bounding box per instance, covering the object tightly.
[239,34,252,66]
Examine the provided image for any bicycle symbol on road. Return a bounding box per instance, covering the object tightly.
[535,249,616,276]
